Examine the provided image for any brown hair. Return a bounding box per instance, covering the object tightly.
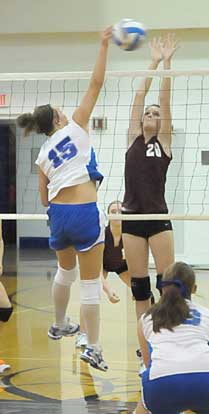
[107,200,122,214]
[17,104,55,136]
[145,104,160,111]
[145,262,195,332]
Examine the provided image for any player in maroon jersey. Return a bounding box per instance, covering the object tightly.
[122,34,179,322]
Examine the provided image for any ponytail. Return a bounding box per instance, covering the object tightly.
[145,262,195,332]
[17,113,35,137]
[146,285,190,332]
[17,104,54,136]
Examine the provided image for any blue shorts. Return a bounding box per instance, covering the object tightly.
[142,368,209,414]
[47,202,105,252]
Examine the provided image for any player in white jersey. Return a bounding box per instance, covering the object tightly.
[17,27,112,372]
[133,261,209,414]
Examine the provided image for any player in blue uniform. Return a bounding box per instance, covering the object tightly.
[134,261,209,414]
[17,27,112,372]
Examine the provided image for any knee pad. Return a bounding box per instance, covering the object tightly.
[156,273,163,295]
[54,265,78,286]
[0,306,13,322]
[80,277,102,305]
[131,276,151,301]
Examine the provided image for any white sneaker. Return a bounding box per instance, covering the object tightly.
[48,318,80,340]
[75,332,88,348]
[0,360,11,373]
[80,346,108,372]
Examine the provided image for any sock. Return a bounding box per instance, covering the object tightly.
[52,281,71,328]
[81,304,100,347]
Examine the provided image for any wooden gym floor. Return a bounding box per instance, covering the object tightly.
[0,247,208,414]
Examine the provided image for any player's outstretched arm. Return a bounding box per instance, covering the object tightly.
[128,37,163,146]
[158,33,180,155]
[73,27,112,131]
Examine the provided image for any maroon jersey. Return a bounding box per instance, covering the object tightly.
[103,225,125,272]
[123,135,171,213]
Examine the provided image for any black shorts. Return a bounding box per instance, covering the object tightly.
[103,260,128,275]
[122,213,172,239]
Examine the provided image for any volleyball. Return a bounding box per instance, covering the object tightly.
[112,19,146,51]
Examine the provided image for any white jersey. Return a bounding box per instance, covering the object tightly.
[35,119,103,201]
[141,300,209,380]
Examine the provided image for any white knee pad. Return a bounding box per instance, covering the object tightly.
[80,277,102,305]
[54,265,78,286]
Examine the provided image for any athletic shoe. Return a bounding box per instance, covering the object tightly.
[48,318,80,340]
[75,332,88,348]
[0,359,11,373]
[136,349,146,376]
[80,346,108,372]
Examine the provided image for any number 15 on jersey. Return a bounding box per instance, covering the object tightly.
[48,136,78,169]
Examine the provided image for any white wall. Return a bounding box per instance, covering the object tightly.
[0,28,209,73]
[0,0,208,32]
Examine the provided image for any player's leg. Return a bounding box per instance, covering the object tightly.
[122,230,152,376]
[132,399,150,414]
[122,233,150,319]
[75,306,88,348]
[0,281,13,372]
[149,228,174,296]
[78,243,108,371]
[0,220,4,276]
[118,269,131,287]
[0,281,11,309]
[48,245,79,340]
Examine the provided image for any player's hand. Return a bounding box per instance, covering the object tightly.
[106,289,120,304]
[161,33,180,61]
[149,37,163,64]
[101,26,113,47]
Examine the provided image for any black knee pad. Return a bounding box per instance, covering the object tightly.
[131,276,151,301]
[0,307,13,322]
[156,274,163,295]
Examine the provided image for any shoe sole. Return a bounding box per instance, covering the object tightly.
[89,360,108,372]
[80,354,91,364]
[48,325,80,340]
[48,333,62,340]
[80,354,108,372]
[75,343,87,349]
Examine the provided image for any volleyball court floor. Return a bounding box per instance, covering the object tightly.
[0,247,208,414]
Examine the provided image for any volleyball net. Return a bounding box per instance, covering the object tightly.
[0,68,209,223]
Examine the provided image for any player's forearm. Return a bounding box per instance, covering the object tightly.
[160,59,171,104]
[136,59,160,97]
[101,274,110,293]
[90,42,109,89]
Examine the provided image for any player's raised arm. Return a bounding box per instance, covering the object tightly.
[158,33,179,156]
[73,27,112,131]
[128,37,163,146]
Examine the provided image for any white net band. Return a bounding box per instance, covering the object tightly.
[0,69,209,81]
[1,214,209,221]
